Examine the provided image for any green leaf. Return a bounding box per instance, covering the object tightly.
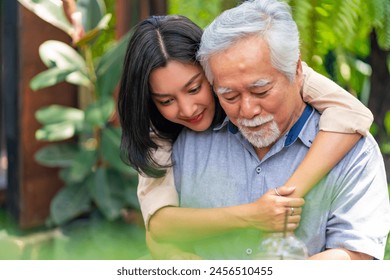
[101,126,136,175]
[35,122,76,141]
[375,1,390,50]
[84,98,115,128]
[96,13,111,29]
[58,167,71,183]
[67,148,97,183]
[384,111,390,135]
[107,168,139,209]
[50,181,91,225]
[87,168,125,220]
[35,105,84,126]
[77,0,106,32]
[34,143,78,168]
[75,14,112,47]
[381,142,390,155]
[96,31,132,98]
[65,71,91,87]
[369,122,379,137]
[315,6,329,17]
[39,40,87,72]
[17,0,73,35]
[122,181,139,209]
[30,67,76,91]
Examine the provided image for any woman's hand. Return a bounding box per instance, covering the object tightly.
[242,186,304,232]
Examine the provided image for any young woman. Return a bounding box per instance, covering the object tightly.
[118,15,373,259]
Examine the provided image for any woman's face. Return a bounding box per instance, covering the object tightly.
[149,60,215,131]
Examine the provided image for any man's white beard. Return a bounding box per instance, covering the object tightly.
[237,115,281,148]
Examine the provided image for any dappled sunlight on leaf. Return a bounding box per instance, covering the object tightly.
[35,122,76,141]
[18,0,72,35]
[35,105,84,125]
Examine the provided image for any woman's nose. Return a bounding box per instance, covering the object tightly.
[178,99,197,118]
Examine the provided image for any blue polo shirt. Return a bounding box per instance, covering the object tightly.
[172,106,390,259]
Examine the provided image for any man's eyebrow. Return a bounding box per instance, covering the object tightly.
[215,86,232,95]
[214,79,271,95]
[248,79,271,88]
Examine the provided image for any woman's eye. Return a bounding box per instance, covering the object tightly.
[160,98,174,106]
[188,85,201,94]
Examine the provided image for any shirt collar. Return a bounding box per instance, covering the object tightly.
[213,117,230,131]
[284,105,314,147]
[212,117,240,134]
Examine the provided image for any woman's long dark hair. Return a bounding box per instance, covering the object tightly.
[118,15,225,178]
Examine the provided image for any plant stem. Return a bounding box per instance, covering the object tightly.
[82,45,97,101]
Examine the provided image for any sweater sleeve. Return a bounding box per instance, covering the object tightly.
[137,137,179,229]
[301,62,373,136]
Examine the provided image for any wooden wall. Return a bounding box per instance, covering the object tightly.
[1,0,167,229]
[116,0,167,38]
[16,5,79,228]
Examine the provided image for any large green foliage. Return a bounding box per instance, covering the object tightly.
[287,0,390,156]
[288,0,390,98]
[18,0,137,225]
[169,0,238,28]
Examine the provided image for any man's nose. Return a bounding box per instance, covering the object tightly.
[239,95,261,119]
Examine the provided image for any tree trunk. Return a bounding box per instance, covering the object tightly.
[368,31,390,135]
[368,31,390,181]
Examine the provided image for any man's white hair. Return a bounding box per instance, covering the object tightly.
[197,0,300,84]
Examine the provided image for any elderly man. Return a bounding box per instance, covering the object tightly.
[172,0,390,259]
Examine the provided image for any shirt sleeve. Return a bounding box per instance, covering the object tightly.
[137,138,179,229]
[325,138,390,259]
[301,62,373,136]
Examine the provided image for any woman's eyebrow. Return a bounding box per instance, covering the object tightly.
[183,72,202,88]
[151,92,170,97]
[151,72,202,96]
